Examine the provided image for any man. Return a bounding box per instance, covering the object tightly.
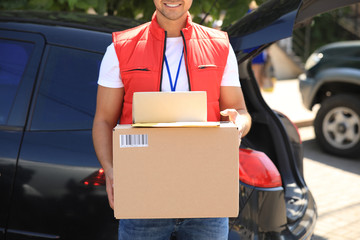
[92,0,252,239]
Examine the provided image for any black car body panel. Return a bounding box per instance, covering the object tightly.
[227,0,301,52]
[1,0,356,239]
[226,2,316,238]
[0,21,120,239]
[295,0,360,26]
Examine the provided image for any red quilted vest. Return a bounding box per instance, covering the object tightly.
[112,12,230,124]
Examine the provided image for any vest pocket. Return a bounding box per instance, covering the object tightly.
[192,64,224,87]
[121,67,153,83]
[121,67,158,91]
[198,64,217,69]
[123,68,150,72]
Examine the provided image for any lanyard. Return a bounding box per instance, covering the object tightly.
[164,48,184,92]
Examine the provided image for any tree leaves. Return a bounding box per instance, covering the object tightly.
[0,0,259,28]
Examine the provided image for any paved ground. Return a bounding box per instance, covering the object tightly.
[300,126,360,240]
[262,79,360,240]
[261,78,315,128]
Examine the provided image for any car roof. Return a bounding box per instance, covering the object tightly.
[318,40,360,51]
[0,10,142,51]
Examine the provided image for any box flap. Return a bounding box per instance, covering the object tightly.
[132,121,220,128]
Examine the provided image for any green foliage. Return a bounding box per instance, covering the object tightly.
[307,7,357,56]
[220,0,252,27]
[112,0,155,19]
[27,0,51,10]
[0,0,28,10]
[0,0,105,12]
[292,6,358,61]
[0,0,255,28]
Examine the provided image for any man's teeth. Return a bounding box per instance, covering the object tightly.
[165,3,180,7]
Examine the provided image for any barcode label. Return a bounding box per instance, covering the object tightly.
[120,134,148,148]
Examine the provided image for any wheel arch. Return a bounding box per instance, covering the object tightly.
[311,68,360,109]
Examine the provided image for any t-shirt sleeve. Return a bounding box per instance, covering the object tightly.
[97,43,124,88]
[221,44,241,87]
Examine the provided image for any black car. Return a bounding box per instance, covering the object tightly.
[0,0,357,239]
[299,40,360,158]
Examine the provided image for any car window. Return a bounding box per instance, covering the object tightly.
[31,46,102,130]
[0,39,34,125]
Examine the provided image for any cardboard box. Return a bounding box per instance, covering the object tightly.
[113,122,239,219]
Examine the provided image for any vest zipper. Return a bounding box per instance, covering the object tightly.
[180,30,191,91]
[160,31,167,92]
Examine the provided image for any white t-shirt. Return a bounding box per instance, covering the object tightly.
[98,37,240,90]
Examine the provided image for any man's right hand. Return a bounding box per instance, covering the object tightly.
[92,86,124,210]
[105,168,114,209]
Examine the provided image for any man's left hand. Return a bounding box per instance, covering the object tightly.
[220,109,247,144]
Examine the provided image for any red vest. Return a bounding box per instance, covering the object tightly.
[112,13,230,124]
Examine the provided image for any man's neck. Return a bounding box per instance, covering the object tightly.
[156,12,188,37]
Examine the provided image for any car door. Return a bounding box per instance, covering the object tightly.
[0,30,45,239]
[4,41,118,239]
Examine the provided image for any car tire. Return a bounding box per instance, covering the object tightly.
[314,94,360,158]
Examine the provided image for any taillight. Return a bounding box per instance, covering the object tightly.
[82,168,105,186]
[239,148,282,188]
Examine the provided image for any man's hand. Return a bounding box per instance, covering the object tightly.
[219,86,252,141]
[220,109,247,144]
[93,86,124,210]
[105,168,114,209]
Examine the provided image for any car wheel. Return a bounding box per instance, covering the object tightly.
[314,94,360,158]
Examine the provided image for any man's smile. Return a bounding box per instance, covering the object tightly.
[164,3,181,8]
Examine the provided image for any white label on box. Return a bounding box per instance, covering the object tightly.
[120,134,148,148]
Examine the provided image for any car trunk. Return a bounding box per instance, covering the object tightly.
[226,0,360,229]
